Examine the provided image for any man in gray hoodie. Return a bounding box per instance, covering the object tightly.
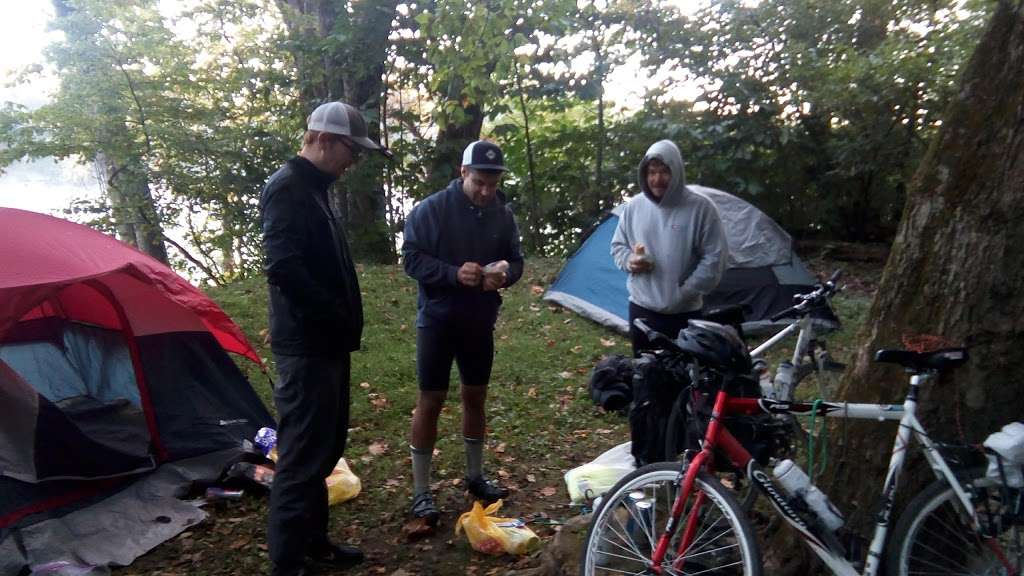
[611,140,727,355]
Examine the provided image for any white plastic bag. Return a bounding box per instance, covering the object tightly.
[984,422,1024,487]
[564,441,636,504]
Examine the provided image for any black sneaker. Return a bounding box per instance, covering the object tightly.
[465,475,509,503]
[410,491,440,526]
[308,541,364,570]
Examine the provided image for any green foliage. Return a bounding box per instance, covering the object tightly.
[1,0,298,282]
[0,0,994,280]
[648,0,992,240]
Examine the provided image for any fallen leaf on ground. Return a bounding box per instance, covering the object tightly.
[368,441,388,455]
[558,371,573,379]
[527,387,537,398]
[539,486,558,497]
[526,474,536,483]
[495,442,507,453]
[402,517,436,541]
[359,382,370,389]
[497,469,510,479]
[570,345,583,353]
[530,285,545,295]
[600,338,616,347]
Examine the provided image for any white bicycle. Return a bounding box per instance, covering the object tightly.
[582,323,1023,576]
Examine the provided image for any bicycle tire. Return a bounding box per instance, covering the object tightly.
[580,462,762,576]
[886,467,1024,576]
[663,398,760,511]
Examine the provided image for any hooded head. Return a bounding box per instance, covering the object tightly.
[637,140,686,204]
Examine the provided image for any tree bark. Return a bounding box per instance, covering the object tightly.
[822,0,1024,539]
[276,0,400,263]
[423,102,485,196]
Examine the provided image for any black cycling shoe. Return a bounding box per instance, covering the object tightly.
[410,491,440,526]
[308,541,364,570]
[465,475,509,503]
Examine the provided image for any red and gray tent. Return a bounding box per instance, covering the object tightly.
[0,208,272,529]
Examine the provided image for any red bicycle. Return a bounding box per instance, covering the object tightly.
[581,318,1021,576]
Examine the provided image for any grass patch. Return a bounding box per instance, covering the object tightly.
[115,256,875,575]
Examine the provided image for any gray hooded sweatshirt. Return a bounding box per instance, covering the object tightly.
[611,140,727,314]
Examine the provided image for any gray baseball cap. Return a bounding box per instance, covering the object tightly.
[307,102,393,159]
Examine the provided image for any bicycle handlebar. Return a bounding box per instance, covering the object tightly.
[633,318,680,351]
[768,269,843,322]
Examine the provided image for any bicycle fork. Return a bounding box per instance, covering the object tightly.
[647,392,731,574]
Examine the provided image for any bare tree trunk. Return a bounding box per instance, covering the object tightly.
[424,102,485,195]
[95,151,169,264]
[514,60,540,255]
[822,0,1024,542]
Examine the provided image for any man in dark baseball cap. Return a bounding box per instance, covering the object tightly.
[400,140,524,528]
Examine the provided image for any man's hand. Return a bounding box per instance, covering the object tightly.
[457,262,484,287]
[482,260,509,291]
[627,244,654,273]
[482,271,507,291]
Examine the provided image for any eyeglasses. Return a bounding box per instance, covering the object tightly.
[340,138,363,160]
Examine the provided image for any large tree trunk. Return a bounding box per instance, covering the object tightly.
[423,102,485,196]
[95,152,168,264]
[276,0,400,263]
[823,0,1024,541]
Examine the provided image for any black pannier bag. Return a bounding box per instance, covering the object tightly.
[629,354,690,467]
[588,354,635,413]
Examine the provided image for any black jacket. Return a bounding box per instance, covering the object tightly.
[402,178,524,328]
[260,157,363,356]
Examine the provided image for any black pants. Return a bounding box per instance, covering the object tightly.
[628,301,701,357]
[268,352,351,574]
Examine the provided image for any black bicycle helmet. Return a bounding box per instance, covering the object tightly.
[675,320,752,373]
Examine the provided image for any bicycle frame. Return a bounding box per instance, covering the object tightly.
[649,374,988,576]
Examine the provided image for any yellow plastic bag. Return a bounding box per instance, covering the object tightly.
[326,458,361,505]
[454,500,540,556]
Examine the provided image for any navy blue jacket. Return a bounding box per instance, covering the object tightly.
[260,157,363,356]
[402,179,524,328]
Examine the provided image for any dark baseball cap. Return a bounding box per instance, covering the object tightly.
[307,102,393,159]
[461,140,507,172]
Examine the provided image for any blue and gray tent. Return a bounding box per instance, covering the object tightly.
[544,185,840,336]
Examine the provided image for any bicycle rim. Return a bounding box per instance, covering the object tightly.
[894,476,1024,576]
[581,463,760,576]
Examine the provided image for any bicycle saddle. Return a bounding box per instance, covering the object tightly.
[873,347,968,373]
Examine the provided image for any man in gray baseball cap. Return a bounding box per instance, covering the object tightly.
[260,101,389,576]
[306,101,393,161]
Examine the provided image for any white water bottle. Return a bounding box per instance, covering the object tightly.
[773,459,844,532]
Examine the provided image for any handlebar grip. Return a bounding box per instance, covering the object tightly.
[828,269,843,284]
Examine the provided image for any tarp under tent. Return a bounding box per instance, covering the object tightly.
[544,185,840,336]
[0,208,274,574]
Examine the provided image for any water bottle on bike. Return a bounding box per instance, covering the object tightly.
[773,459,844,532]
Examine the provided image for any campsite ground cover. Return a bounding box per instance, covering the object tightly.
[113,249,883,576]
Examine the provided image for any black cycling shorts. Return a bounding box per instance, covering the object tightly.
[416,323,494,391]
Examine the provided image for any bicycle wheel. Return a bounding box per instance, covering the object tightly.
[580,462,761,576]
[663,399,760,511]
[886,468,1024,576]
